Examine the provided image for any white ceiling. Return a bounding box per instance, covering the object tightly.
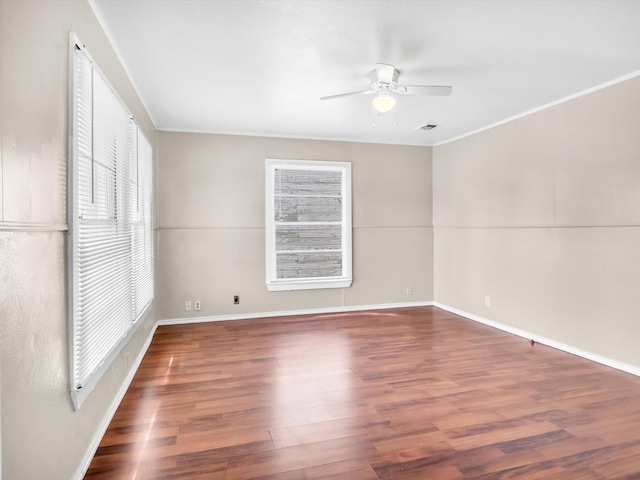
[91,0,640,147]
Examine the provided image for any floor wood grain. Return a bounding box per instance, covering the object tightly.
[85,307,640,479]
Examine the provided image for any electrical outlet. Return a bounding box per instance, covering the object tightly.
[194,300,201,311]
[185,300,192,311]
[234,295,240,305]
[485,296,491,307]
[406,287,412,296]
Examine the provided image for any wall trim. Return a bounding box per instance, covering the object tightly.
[158,301,435,326]
[87,0,159,129]
[434,302,640,378]
[435,69,640,147]
[0,221,68,232]
[74,322,159,480]
[156,125,432,148]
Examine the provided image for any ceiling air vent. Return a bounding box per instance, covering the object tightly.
[418,124,437,131]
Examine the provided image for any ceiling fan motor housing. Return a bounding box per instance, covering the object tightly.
[371,64,408,94]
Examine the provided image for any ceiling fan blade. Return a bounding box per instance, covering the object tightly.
[376,63,397,84]
[320,89,375,101]
[400,85,453,96]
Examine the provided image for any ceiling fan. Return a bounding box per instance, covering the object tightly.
[320,63,452,113]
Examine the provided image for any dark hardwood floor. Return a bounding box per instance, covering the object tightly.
[85,307,640,479]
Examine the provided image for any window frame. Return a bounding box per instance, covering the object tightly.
[265,158,352,291]
[68,33,154,410]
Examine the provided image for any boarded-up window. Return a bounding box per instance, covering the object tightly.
[265,159,352,291]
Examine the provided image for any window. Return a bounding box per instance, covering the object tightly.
[265,159,352,291]
[68,34,153,410]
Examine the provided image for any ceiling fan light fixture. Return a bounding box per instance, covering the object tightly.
[372,89,396,113]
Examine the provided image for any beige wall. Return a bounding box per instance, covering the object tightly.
[433,76,640,368]
[157,132,433,320]
[0,1,157,479]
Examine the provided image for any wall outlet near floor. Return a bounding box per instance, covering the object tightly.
[406,287,412,296]
[485,296,491,307]
[194,300,201,311]
[234,295,240,305]
[185,300,192,311]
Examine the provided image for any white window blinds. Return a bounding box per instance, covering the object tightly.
[69,36,153,410]
[265,159,352,291]
[132,130,155,320]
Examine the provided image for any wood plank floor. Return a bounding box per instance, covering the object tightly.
[85,307,640,479]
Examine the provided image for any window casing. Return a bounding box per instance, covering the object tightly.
[68,34,153,410]
[265,159,352,291]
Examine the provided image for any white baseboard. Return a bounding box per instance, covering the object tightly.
[74,322,159,480]
[434,302,640,378]
[158,301,434,326]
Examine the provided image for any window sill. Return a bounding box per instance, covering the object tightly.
[267,278,352,291]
